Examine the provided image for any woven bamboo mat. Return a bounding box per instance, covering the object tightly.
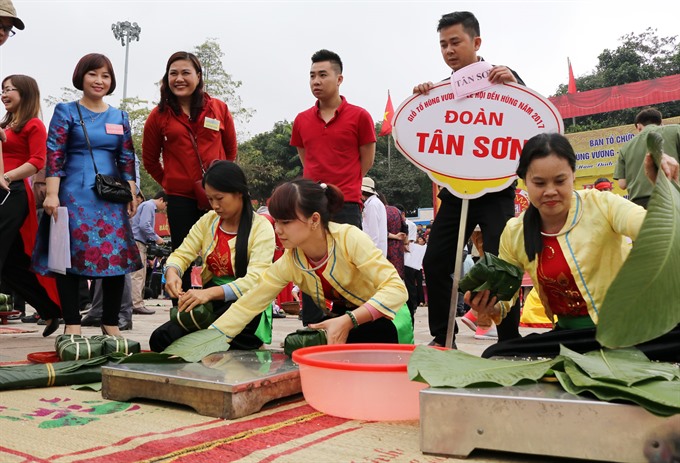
[0,385,563,463]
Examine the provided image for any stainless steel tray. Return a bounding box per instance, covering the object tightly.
[102,350,301,419]
[420,383,672,462]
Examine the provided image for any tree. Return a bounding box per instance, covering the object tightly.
[553,28,680,132]
[369,123,432,214]
[43,87,82,108]
[237,120,433,212]
[119,97,160,196]
[193,38,254,138]
[238,121,301,204]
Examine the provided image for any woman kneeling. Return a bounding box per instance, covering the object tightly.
[466,133,679,362]
[150,161,275,351]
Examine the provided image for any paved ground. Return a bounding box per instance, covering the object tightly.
[0,299,544,362]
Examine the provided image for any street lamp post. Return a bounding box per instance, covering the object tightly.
[111,21,141,102]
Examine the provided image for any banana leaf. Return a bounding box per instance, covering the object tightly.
[408,345,679,416]
[0,356,109,391]
[408,345,558,387]
[458,253,523,300]
[559,345,680,386]
[596,131,680,348]
[161,328,230,363]
[555,359,680,417]
[72,382,102,391]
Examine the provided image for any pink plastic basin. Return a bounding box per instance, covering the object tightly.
[292,343,426,421]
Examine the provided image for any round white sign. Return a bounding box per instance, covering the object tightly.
[393,82,564,199]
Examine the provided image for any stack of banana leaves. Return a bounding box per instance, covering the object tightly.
[408,345,680,416]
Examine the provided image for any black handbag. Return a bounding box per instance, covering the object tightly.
[76,103,132,204]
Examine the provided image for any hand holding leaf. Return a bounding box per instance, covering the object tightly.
[596,132,680,348]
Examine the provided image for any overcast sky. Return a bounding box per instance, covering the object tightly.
[1,0,677,139]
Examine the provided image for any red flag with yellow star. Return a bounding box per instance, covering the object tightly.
[568,58,577,94]
[378,92,394,136]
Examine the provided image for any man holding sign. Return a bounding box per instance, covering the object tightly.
[415,11,524,347]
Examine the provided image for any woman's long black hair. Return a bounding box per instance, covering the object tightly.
[517,133,576,262]
[203,161,253,278]
[158,52,205,121]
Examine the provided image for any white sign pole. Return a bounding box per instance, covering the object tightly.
[392,73,564,349]
[445,199,468,348]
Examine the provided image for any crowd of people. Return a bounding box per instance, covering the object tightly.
[1,3,678,362]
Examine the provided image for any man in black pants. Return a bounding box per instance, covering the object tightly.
[414,11,523,347]
[290,49,376,325]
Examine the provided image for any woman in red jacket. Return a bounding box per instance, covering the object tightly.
[0,74,61,336]
[143,51,237,291]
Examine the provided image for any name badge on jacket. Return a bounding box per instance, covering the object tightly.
[204,117,220,131]
[106,124,124,135]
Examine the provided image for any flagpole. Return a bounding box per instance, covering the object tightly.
[388,135,391,173]
[567,58,577,129]
[380,90,394,172]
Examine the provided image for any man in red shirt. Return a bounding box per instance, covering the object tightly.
[290,49,376,326]
[290,49,376,228]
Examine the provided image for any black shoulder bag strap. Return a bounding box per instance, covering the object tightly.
[75,102,100,176]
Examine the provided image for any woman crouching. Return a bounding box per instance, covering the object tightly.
[209,179,413,345]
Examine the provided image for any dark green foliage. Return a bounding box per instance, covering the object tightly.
[238,121,301,204]
[193,38,254,131]
[119,97,159,196]
[371,126,433,213]
[238,121,434,211]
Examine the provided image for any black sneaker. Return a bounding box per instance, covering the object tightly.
[21,313,40,323]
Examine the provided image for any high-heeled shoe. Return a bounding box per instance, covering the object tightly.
[42,318,60,337]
